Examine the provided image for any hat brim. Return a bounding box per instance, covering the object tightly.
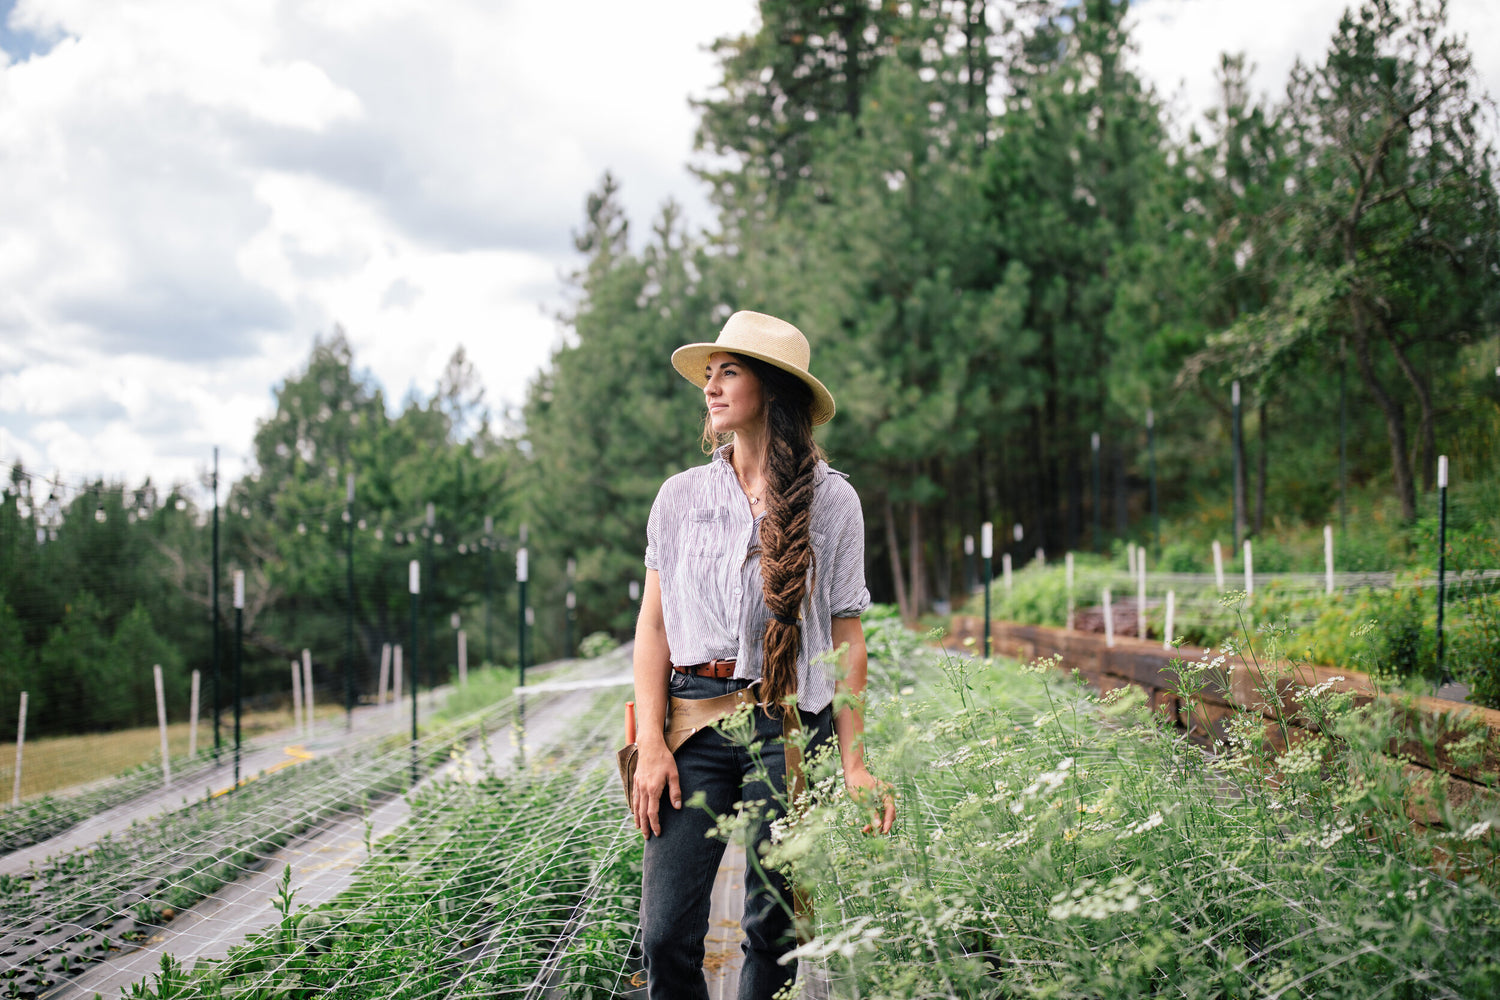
[671,343,836,426]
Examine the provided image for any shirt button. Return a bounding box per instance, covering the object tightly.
[733,587,742,596]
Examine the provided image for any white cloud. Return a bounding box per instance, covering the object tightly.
[0,0,758,496]
[1,0,1495,502]
[1129,0,1500,139]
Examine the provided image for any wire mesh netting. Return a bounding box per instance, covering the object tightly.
[768,639,1500,999]
[0,615,1496,998]
[0,644,643,999]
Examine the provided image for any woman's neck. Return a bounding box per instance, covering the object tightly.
[729,427,769,486]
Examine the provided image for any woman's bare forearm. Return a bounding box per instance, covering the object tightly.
[633,570,672,748]
[831,615,870,776]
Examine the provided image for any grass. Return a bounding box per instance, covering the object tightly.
[0,705,343,801]
[972,551,1500,707]
[432,665,520,722]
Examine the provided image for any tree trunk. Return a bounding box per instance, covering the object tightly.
[963,0,987,124]
[1232,394,1246,547]
[934,464,953,608]
[1254,400,1267,537]
[907,499,926,617]
[1113,440,1128,539]
[1381,323,1438,492]
[1350,322,1418,520]
[883,495,910,621]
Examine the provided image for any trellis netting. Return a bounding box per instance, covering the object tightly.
[5,619,1497,1000]
[0,644,645,1000]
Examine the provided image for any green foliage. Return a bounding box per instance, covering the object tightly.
[576,631,619,660]
[1453,588,1500,708]
[74,619,1500,999]
[2,329,530,739]
[10,0,1500,747]
[763,630,1500,998]
[523,0,1500,638]
[433,666,518,722]
[121,693,639,1000]
[983,555,1500,707]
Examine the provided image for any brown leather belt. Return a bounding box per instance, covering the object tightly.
[673,657,737,679]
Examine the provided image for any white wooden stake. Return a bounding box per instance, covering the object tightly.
[1212,540,1225,592]
[301,649,314,740]
[1324,525,1335,595]
[291,660,304,735]
[1137,557,1147,640]
[153,665,171,788]
[1127,542,1137,578]
[378,643,391,705]
[188,670,200,759]
[1036,547,1045,567]
[1103,589,1114,647]
[458,630,468,686]
[1002,553,1013,593]
[392,645,403,718]
[1243,539,1254,596]
[12,692,27,807]
[1065,552,1076,630]
[1164,591,1176,650]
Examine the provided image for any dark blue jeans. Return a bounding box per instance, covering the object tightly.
[640,672,834,1000]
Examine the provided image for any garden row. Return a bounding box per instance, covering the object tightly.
[0,751,226,854]
[0,689,527,999]
[100,607,1500,998]
[123,687,642,1000]
[984,555,1500,706]
[777,609,1500,997]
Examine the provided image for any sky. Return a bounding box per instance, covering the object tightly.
[2,0,1498,502]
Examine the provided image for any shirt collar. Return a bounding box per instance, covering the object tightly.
[712,443,832,487]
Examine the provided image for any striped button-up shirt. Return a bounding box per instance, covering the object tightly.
[644,446,871,714]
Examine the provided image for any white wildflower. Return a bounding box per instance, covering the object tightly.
[1316,819,1355,849]
[782,915,885,962]
[1115,811,1164,841]
[1048,874,1155,921]
[1460,819,1493,841]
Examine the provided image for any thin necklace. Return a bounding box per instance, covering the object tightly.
[736,472,763,507]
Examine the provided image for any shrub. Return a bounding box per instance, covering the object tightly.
[577,631,619,659]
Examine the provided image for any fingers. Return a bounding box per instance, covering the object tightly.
[633,764,682,840]
[646,792,662,838]
[850,779,896,835]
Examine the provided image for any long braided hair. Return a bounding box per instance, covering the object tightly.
[702,353,822,715]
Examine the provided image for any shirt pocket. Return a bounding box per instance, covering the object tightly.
[682,506,730,558]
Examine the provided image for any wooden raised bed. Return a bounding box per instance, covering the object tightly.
[947,617,1500,829]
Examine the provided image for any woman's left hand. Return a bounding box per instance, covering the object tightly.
[844,765,896,835]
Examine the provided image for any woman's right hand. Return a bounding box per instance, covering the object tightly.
[631,740,681,839]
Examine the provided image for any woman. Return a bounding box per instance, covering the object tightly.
[630,310,896,1000]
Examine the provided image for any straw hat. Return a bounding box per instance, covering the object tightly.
[670,311,836,426]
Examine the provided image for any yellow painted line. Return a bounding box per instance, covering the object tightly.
[210,744,316,798]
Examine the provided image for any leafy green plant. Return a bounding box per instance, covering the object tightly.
[123,689,641,1000]
[577,631,619,659]
[753,616,1500,997]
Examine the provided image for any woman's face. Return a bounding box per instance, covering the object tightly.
[703,352,765,437]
